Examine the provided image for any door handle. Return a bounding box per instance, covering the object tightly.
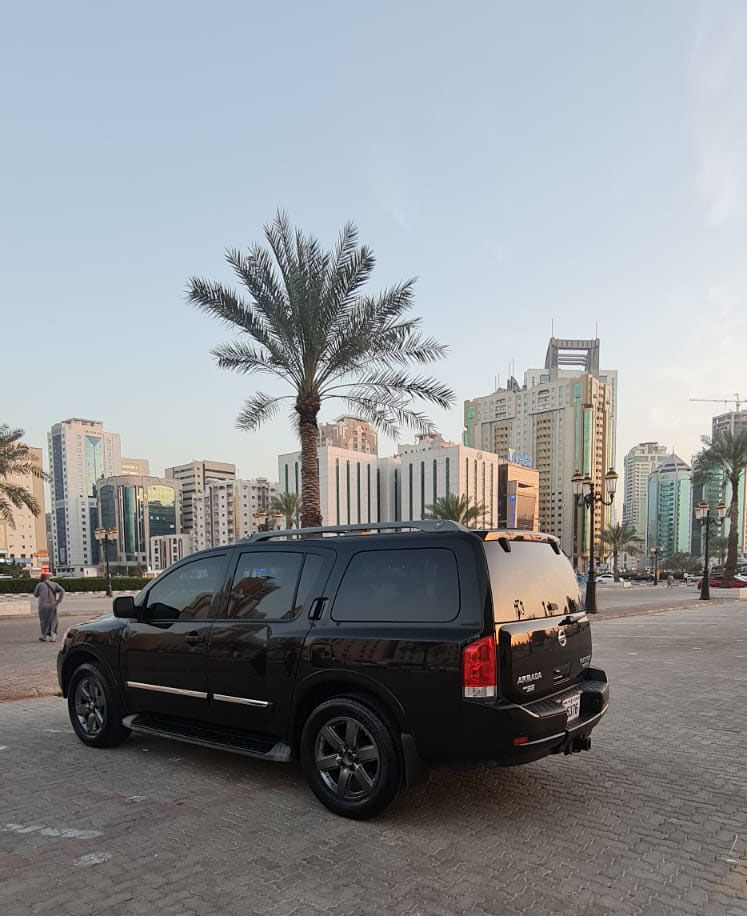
[309,597,327,621]
[185,631,203,646]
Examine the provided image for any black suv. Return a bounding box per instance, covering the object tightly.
[58,522,609,819]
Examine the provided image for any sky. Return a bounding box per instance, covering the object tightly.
[2,1,746,480]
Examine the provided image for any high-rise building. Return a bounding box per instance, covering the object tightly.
[149,534,193,572]
[277,434,519,530]
[699,411,747,558]
[318,416,378,455]
[646,454,692,559]
[96,474,182,572]
[464,337,617,563]
[395,434,501,527]
[121,457,151,476]
[192,478,279,550]
[622,443,669,540]
[0,445,47,571]
[278,447,379,527]
[712,410,747,439]
[48,418,122,574]
[164,460,236,532]
[497,462,540,530]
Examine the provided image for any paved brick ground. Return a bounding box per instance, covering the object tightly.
[0,616,90,701]
[1,603,745,915]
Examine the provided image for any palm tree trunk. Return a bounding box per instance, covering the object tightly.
[613,548,619,581]
[296,393,323,528]
[724,474,740,580]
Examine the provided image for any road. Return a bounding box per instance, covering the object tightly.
[0,603,745,915]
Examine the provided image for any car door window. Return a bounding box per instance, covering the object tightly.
[145,556,224,621]
[227,551,304,621]
[331,548,460,623]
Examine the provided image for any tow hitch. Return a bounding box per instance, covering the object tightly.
[563,734,592,755]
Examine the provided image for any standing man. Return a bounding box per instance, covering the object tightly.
[33,573,65,642]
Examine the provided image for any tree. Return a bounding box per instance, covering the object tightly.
[188,212,453,528]
[693,429,747,581]
[270,491,301,530]
[662,553,701,576]
[600,522,642,581]
[0,561,30,578]
[0,425,47,527]
[424,494,486,528]
[709,535,728,566]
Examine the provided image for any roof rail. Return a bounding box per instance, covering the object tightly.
[246,519,465,542]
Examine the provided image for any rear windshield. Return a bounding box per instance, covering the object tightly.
[484,540,582,623]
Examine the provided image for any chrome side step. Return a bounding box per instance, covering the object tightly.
[122,714,292,762]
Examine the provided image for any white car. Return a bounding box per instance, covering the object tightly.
[596,574,615,585]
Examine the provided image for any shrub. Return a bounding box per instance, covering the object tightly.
[0,576,148,594]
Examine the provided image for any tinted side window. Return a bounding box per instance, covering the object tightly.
[145,556,224,621]
[227,551,304,620]
[332,548,460,623]
[296,554,326,609]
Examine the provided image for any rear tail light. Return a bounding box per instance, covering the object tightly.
[462,635,497,699]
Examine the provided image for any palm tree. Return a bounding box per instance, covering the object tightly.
[601,522,642,581]
[270,491,301,530]
[188,212,453,528]
[425,494,486,528]
[694,429,747,580]
[0,425,47,526]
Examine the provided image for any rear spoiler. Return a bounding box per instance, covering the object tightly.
[477,529,562,555]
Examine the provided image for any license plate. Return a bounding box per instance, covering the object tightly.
[561,692,581,722]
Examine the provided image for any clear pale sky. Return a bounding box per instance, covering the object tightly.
[2,1,745,479]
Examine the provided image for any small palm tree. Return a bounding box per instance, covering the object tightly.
[601,522,642,581]
[709,535,728,566]
[425,494,486,528]
[188,212,454,528]
[0,425,47,526]
[694,429,747,580]
[270,491,301,529]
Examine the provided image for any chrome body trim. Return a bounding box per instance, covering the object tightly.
[212,693,270,708]
[126,681,208,699]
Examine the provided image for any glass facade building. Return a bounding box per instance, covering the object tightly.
[95,475,181,571]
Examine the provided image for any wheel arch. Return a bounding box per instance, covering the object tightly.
[290,671,411,756]
[60,646,120,700]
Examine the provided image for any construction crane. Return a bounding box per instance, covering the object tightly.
[689,393,742,412]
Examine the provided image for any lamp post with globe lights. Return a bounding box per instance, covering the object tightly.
[694,501,728,601]
[94,527,118,598]
[572,468,618,614]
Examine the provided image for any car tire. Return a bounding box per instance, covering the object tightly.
[67,662,130,749]
[300,696,401,820]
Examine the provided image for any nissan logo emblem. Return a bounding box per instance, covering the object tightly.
[558,628,567,647]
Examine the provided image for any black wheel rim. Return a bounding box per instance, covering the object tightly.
[314,716,380,801]
[74,677,106,738]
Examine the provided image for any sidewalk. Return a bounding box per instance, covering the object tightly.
[0,615,90,702]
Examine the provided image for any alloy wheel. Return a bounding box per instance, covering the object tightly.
[74,677,106,738]
[314,716,380,800]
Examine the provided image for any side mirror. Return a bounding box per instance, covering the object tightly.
[113,595,138,618]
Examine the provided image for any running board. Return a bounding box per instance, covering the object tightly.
[122,713,292,762]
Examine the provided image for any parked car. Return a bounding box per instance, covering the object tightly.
[596,574,615,585]
[631,572,655,583]
[57,521,609,820]
[696,574,747,590]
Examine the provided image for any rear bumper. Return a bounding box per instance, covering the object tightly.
[434,667,609,768]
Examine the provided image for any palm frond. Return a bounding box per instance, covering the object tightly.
[235,393,290,431]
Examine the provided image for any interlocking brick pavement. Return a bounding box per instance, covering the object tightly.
[0,605,746,915]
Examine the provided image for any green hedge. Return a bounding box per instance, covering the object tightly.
[0,577,148,594]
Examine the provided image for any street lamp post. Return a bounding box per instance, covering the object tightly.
[694,501,728,601]
[94,527,117,598]
[649,546,660,585]
[572,468,618,614]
